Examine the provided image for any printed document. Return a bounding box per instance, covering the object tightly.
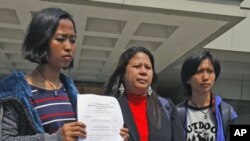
[77,94,124,141]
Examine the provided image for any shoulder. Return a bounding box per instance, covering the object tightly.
[0,71,25,84]
[219,100,238,121]
[59,73,78,99]
[157,96,171,106]
[60,73,76,89]
[215,95,235,111]
[60,73,73,83]
[220,101,237,115]
[0,71,27,98]
[220,101,233,109]
[157,96,177,111]
[176,100,187,121]
[176,99,187,115]
[177,100,186,108]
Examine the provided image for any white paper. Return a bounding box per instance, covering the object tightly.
[77,94,124,141]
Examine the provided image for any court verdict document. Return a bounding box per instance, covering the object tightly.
[77,94,124,141]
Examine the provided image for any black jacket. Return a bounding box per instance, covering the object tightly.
[119,95,184,141]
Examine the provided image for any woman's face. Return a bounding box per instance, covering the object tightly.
[188,58,216,95]
[124,52,153,96]
[48,19,76,69]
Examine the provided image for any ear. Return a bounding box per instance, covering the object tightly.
[186,79,190,84]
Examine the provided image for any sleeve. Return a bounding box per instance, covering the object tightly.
[168,99,185,141]
[226,103,238,141]
[0,104,61,141]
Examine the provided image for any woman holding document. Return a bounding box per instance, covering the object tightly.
[105,46,184,141]
[0,7,86,141]
[0,7,128,141]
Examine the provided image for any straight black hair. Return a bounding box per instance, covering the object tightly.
[105,46,166,129]
[181,50,221,96]
[22,8,76,69]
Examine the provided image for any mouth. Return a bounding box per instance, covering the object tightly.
[137,78,148,84]
[62,54,72,62]
[200,83,210,87]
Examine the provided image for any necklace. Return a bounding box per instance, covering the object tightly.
[200,109,209,119]
[37,67,60,97]
[190,98,210,119]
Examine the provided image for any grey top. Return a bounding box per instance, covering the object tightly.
[0,103,61,141]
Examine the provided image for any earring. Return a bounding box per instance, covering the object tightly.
[119,83,125,96]
[147,86,152,96]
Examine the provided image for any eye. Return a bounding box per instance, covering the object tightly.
[207,69,214,74]
[133,65,140,68]
[55,37,66,43]
[145,65,152,70]
[54,35,76,44]
[196,69,204,74]
[69,37,76,44]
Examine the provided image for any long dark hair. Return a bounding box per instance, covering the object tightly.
[22,8,76,69]
[181,50,221,96]
[105,46,165,129]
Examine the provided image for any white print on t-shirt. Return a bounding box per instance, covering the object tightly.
[186,121,216,141]
[186,108,217,141]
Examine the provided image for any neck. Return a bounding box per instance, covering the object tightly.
[37,65,60,83]
[25,65,61,90]
[126,91,147,97]
[189,93,210,107]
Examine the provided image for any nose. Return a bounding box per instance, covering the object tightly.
[139,67,147,75]
[64,39,72,52]
[202,71,209,81]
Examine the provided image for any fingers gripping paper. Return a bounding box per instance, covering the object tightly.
[77,94,124,141]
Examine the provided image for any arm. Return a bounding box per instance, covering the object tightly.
[168,99,185,141]
[158,97,185,141]
[1,104,61,141]
[223,102,238,141]
[1,104,87,141]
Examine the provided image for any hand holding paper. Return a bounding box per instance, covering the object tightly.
[77,94,124,141]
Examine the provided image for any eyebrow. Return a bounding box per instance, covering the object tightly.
[55,34,76,38]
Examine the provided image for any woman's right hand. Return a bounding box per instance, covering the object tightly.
[120,128,129,141]
[60,121,86,141]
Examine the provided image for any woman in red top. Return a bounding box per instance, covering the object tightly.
[105,46,184,141]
